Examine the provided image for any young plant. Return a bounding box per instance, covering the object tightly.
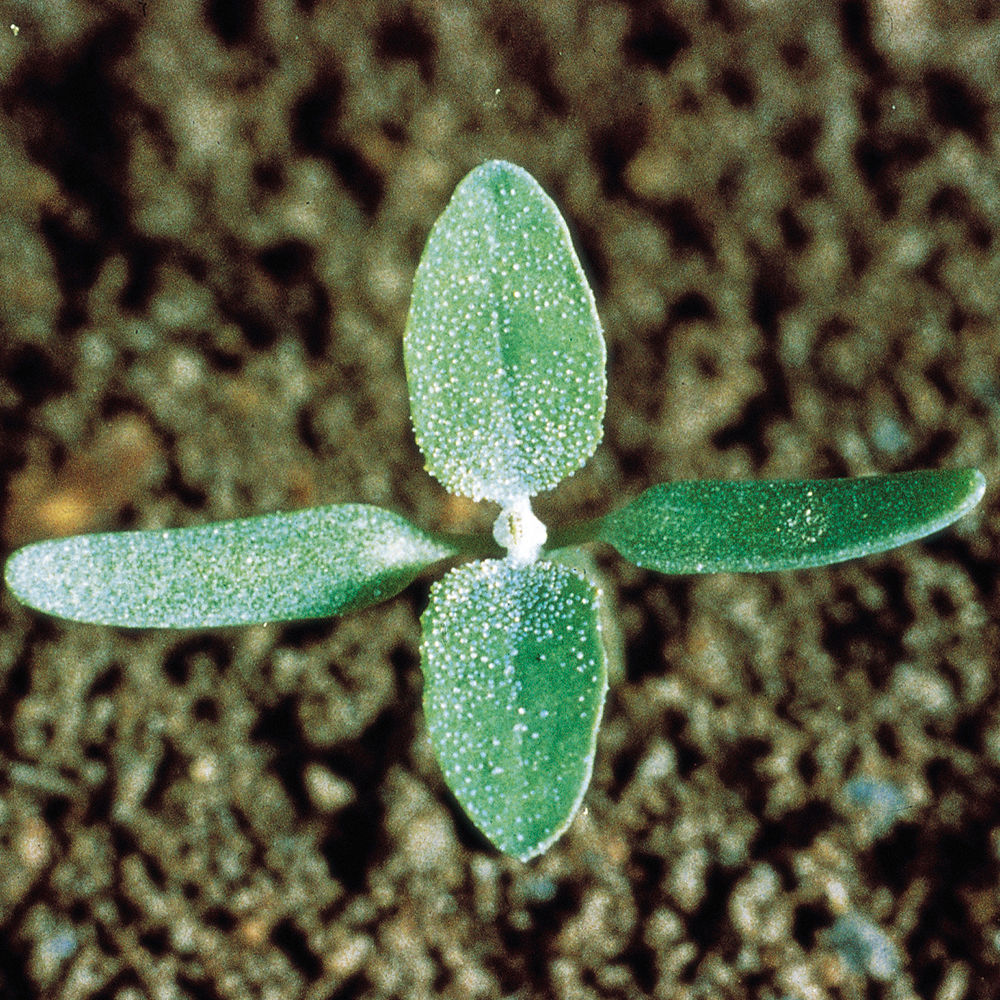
[5,161,986,861]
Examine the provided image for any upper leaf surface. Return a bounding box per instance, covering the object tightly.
[5,505,457,627]
[420,559,607,861]
[599,469,986,573]
[404,160,606,504]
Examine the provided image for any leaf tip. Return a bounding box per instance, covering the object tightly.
[4,542,45,611]
[968,468,987,507]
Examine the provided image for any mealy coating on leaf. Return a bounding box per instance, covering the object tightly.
[599,469,986,573]
[5,505,458,627]
[420,559,608,861]
[404,160,606,504]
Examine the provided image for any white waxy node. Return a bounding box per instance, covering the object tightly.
[492,497,547,565]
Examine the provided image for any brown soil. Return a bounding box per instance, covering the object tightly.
[1,2,998,998]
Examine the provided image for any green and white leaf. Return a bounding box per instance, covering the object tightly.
[598,469,986,573]
[420,559,607,861]
[404,160,606,504]
[5,505,458,627]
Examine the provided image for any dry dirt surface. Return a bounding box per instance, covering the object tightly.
[1,2,999,998]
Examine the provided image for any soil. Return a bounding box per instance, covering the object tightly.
[1,2,999,998]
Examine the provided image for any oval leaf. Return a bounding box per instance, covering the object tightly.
[404,160,606,504]
[5,505,458,627]
[420,559,607,861]
[599,469,986,573]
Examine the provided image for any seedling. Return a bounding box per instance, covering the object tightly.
[5,161,985,860]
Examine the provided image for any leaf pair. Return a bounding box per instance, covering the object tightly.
[405,162,610,858]
[3,160,986,862]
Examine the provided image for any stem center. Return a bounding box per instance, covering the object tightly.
[493,498,547,565]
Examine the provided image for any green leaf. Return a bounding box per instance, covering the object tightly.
[598,469,986,574]
[404,160,606,504]
[5,505,458,627]
[420,559,607,861]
